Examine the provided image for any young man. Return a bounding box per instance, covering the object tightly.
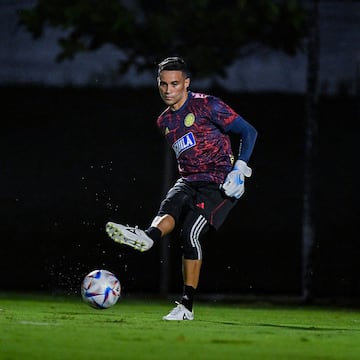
[106,57,257,320]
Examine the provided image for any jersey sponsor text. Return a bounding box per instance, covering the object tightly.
[172,132,196,158]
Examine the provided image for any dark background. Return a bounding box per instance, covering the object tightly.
[1,85,358,302]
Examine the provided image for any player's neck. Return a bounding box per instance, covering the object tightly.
[170,92,189,111]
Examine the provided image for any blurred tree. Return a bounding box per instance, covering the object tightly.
[18,0,309,77]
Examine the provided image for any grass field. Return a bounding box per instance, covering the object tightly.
[0,293,359,359]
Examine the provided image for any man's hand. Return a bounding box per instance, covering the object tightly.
[221,160,252,199]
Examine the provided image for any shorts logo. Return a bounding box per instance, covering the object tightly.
[172,132,196,158]
[184,113,195,127]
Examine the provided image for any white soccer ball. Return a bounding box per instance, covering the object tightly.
[81,269,121,309]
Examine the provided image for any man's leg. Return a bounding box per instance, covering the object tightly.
[107,179,189,252]
[180,258,202,312]
[163,212,209,321]
[183,258,202,289]
[150,214,175,236]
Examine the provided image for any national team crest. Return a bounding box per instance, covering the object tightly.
[184,113,195,127]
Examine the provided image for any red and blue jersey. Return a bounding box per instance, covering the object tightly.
[157,91,244,184]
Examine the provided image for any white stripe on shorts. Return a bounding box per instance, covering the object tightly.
[190,215,207,260]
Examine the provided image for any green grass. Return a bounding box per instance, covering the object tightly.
[0,293,359,359]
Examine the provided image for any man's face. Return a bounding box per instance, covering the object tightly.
[157,70,190,111]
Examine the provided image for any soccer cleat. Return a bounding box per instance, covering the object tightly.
[105,222,154,252]
[162,302,194,321]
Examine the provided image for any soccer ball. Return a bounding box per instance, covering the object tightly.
[81,269,121,309]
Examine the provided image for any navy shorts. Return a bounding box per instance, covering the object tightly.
[156,178,238,260]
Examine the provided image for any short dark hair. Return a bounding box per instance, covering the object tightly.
[158,57,190,78]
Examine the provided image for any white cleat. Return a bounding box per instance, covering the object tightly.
[162,302,194,321]
[105,222,154,252]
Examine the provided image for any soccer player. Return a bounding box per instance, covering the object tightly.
[106,57,257,320]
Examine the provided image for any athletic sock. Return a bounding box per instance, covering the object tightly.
[145,226,162,242]
[180,285,195,312]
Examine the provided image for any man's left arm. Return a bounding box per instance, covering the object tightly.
[221,117,258,199]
